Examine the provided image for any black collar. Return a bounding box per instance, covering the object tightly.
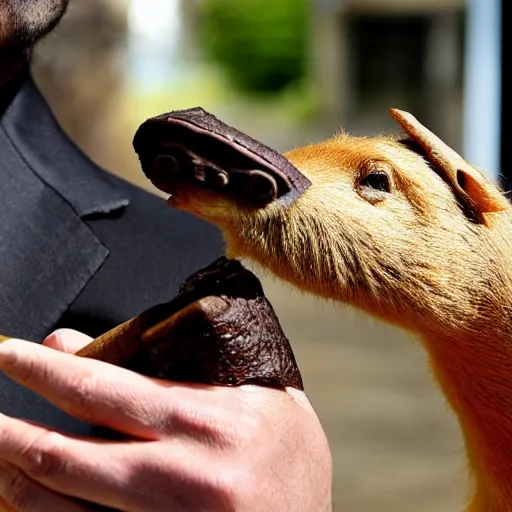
[0,73,130,217]
[0,72,130,341]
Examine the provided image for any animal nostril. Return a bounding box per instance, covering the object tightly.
[241,170,278,204]
[153,155,179,177]
[193,163,229,188]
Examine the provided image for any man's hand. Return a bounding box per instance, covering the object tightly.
[0,330,332,512]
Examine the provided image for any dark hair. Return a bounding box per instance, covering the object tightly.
[0,0,69,58]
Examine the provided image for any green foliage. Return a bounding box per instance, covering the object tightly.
[200,0,309,94]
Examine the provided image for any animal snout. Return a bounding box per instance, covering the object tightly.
[150,145,283,207]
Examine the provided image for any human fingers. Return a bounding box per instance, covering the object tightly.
[0,339,221,440]
[0,460,96,512]
[43,329,93,354]
[0,414,233,512]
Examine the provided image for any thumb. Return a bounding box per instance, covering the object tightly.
[43,328,93,354]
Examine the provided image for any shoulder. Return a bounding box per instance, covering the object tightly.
[98,171,223,258]
[63,172,225,333]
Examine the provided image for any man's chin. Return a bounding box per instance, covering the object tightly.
[0,0,69,55]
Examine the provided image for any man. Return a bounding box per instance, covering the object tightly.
[0,1,332,510]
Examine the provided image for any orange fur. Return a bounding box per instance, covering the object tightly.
[164,111,512,512]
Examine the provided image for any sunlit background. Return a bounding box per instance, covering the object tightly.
[30,1,503,510]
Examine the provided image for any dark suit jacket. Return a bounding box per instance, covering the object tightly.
[0,72,224,435]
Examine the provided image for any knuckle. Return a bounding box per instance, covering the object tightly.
[8,351,37,384]
[178,400,268,450]
[22,431,67,480]
[204,409,239,447]
[42,330,60,345]
[42,329,69,350]
[4,466,38,511]
[63,373,97,421]
[171,403,229,445]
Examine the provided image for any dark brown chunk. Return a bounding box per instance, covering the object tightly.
[77,257,304,391]
[132,107,311,207]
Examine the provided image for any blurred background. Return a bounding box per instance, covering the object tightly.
[30,0,505,510]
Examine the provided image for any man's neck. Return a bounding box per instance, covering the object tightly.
[0,47,27,82]
[0,55,27,113]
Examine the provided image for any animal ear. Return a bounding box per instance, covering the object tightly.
[389,108,509,224]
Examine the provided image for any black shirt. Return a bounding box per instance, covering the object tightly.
[0,72,223,435]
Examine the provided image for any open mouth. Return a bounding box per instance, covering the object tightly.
[132,107,311,207]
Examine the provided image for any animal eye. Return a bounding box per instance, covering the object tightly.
[359,171,391,192]
[357,169,393,204]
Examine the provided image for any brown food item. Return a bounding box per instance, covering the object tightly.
[133,107,311,207]
[77,257,303,391]
[134,106,512,511]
